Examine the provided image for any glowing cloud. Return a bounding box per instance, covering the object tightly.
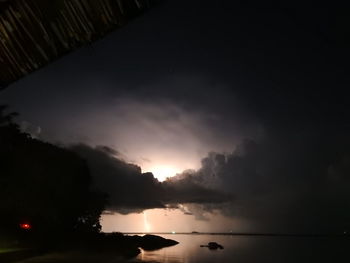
[149,165,178,182]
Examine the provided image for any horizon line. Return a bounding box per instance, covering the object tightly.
[114,232,349,237]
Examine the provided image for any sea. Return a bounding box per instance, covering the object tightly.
[133,234,350,263]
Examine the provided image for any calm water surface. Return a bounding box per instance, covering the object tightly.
[135,234,349,263]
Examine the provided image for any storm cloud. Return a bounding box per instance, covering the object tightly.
[71,120,350,234]
[71,144,229,214]
[170,127,350,233]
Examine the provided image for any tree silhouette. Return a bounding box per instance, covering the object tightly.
[0,105,106,245]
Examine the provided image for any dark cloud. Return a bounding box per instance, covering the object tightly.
[70,144,229,213]
[171,127,350,233]
[71,144,163,211]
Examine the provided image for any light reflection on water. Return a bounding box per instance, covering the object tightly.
[134,234,349,263]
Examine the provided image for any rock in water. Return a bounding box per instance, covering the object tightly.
[200,242,224,250]
[139,235,179,250]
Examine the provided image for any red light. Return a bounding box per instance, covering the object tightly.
[19,223,32,230]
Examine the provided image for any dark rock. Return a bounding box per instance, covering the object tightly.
[138,235,179,250]
[200,242,224,250]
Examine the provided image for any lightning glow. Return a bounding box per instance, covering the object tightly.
[143,211,151,232]
[150,165,178,182]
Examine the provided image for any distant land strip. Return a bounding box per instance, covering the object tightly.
[121,232,350,237]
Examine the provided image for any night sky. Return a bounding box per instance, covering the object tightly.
[1,2,350,233]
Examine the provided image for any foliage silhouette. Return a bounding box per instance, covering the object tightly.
[0,106,106,246]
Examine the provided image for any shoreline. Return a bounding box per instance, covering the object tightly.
[0,234,178,263]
